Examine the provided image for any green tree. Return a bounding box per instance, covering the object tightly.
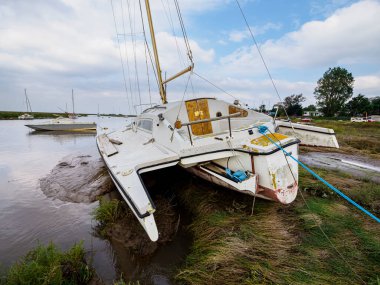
[370,96,380,115]
[283,94,305,116]
[314,67,354,117]
[303,104,316,111]
[345,94,371,116]
[259,104,266,113]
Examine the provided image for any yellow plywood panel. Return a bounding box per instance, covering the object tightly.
[185,99,213,136]
[197,99,213,135]
[250,133,288,147]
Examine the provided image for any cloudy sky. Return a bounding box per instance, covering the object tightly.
[1,0,379,114]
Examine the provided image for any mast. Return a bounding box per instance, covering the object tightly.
[24,89,28,113]
[144,0,167,104]
[72,89,75,115]
[24,89,32,113]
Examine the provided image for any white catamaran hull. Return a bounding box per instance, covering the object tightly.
[96,99,331,241]
[276,121,339,148]
[96,0,339,242]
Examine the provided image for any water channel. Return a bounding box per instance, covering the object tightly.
[0,116,189,284]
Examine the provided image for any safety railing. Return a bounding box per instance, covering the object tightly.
[181,112,241,145]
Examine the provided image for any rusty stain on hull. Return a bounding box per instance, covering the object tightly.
[270,172,277,189]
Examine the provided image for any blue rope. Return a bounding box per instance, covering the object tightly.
[257,125,380,223]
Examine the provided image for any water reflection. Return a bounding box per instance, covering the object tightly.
[0,117,120,282]
[0,116,190,284]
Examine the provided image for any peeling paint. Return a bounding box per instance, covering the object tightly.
[270,172,277,189]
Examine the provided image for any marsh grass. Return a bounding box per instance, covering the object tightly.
[299,167,380,213]
[1,242,92,285]
[304,120,380,159]
[92,198,124,227]
[0,111,89,120]
[174,167,380,284]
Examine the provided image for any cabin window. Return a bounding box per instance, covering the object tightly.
[216,111,222,117]
[137,119,153,132]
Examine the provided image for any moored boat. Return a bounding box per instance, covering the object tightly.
[26,118,96,131]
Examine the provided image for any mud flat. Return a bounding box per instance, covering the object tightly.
[40,154,114,203]
[300,152,380,183]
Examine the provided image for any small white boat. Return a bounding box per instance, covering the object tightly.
[18,113,34,120]
[26,118,96,131]
[97,0,339,241]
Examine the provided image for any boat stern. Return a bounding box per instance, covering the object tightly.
[244,133,299,204]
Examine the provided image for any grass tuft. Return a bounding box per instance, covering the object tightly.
[92,198,123,226]
[1,242,92,285]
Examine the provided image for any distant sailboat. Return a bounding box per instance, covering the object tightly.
[25,89,97,131]
[18,89,34,120]
[25,118,96,131]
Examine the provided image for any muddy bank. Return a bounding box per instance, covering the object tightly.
[92,168,193,284]
[98,196,180,256]
[300,152,380,183]
[40,154,114,203]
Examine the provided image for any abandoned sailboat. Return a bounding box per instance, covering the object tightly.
[97,0,338,241]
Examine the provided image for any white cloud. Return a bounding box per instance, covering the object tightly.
[355,75,380,96]
[0,0,379,114]
[222,0,380,71]
[228,23,282,42]
[0,0,216,113]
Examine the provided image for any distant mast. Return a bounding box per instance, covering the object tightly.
[24,89,28,113]
[72,89,75,115]
[24,89,32,113]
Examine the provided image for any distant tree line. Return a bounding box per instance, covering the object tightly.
[268,66,379,118]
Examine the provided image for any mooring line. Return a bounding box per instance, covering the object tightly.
[257,125,380,223]
[258,126,367,284]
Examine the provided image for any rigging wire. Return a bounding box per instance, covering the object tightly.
[137,0,152,106]
[171,72,192,141]
[193,71,237,100]
[235,0,296,134]
[139,0,160,87]
[174,0,193,63]
[126,0,142,113]
[162,0,197,99]
[120,0,135,114]
[168,0,196,98]
[110,0,132,115]
[161,0,186,67]
[138,0,160,100]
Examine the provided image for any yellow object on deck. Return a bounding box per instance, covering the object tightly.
[250,133,288,147]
